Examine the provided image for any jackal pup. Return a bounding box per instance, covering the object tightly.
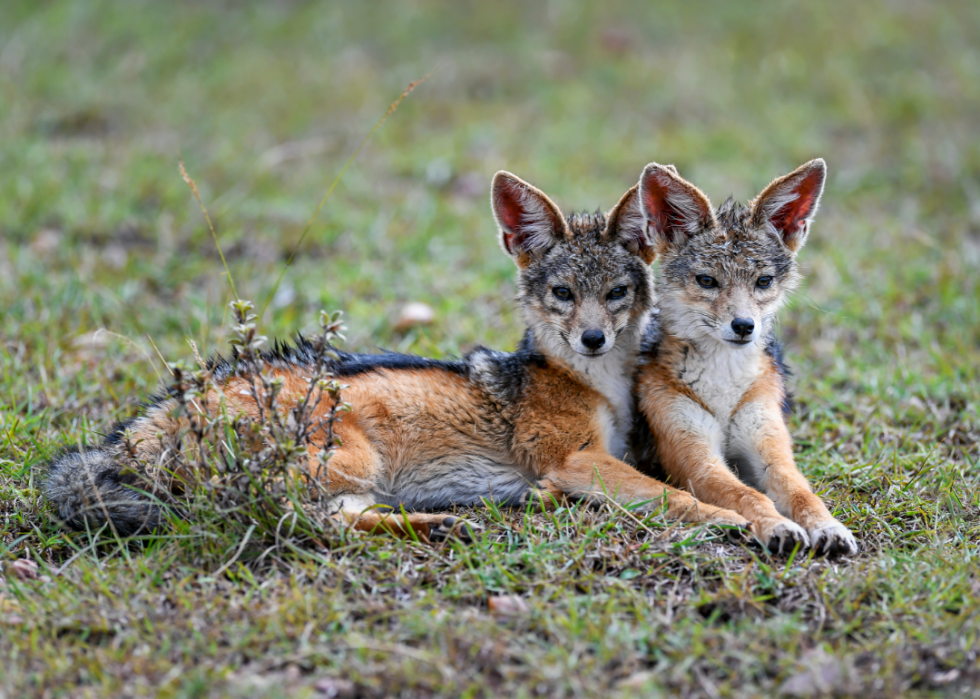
[45,172,749,540]
[634,159,858,555]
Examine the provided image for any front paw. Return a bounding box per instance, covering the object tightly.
[753,518,810,555]
[808,519,858,557]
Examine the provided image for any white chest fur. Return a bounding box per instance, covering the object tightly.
[679,342,764,426]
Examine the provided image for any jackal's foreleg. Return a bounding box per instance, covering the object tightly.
[731,401,858,556]
[644,395,811,554]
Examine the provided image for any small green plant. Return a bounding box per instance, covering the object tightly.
[119,301,351,558]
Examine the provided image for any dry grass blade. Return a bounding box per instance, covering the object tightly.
[180,159,239,300]
[259,72,432,318]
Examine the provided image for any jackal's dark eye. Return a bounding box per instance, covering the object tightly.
[608,285,627,300]
[695,275,718,289]
[756,276,773,288]
[553,286,572,300]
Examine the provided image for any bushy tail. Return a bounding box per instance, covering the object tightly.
[44,446,163,536]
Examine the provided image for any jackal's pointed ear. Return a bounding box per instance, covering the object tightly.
[636,163,715,254]
[751,159,826,253]
[491,171,566,267]
[605,184,656,264]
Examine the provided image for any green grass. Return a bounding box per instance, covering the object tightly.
[2,0,980,696]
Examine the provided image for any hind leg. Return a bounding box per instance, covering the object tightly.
[312,426,472,543]
[334,497,474,543]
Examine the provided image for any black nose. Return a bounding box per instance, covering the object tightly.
[731,318,755,338]
[581,329,606,350]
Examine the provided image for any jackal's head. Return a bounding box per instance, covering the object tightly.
[491,171,657,362]
[638,159,826,349]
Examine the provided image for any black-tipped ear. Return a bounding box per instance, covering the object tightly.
[605,184,656,264]
[491,171,566,267]
[751,159,826,253]
[637,163,715,254]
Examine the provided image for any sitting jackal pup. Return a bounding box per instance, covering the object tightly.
[45,172,749,540]
[633,159,858,555]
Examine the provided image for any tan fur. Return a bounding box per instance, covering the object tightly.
[118,347,747,541]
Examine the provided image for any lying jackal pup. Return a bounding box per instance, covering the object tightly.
[634,159,858,555]
[45,172,749,540]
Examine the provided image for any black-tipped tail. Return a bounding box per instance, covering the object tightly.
[43,447,162,536]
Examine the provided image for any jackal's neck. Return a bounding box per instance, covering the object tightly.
[674,336,767,421]
[692,337,766,373]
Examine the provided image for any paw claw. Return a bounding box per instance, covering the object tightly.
[808,520,858,557]
[758,520,810,556]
